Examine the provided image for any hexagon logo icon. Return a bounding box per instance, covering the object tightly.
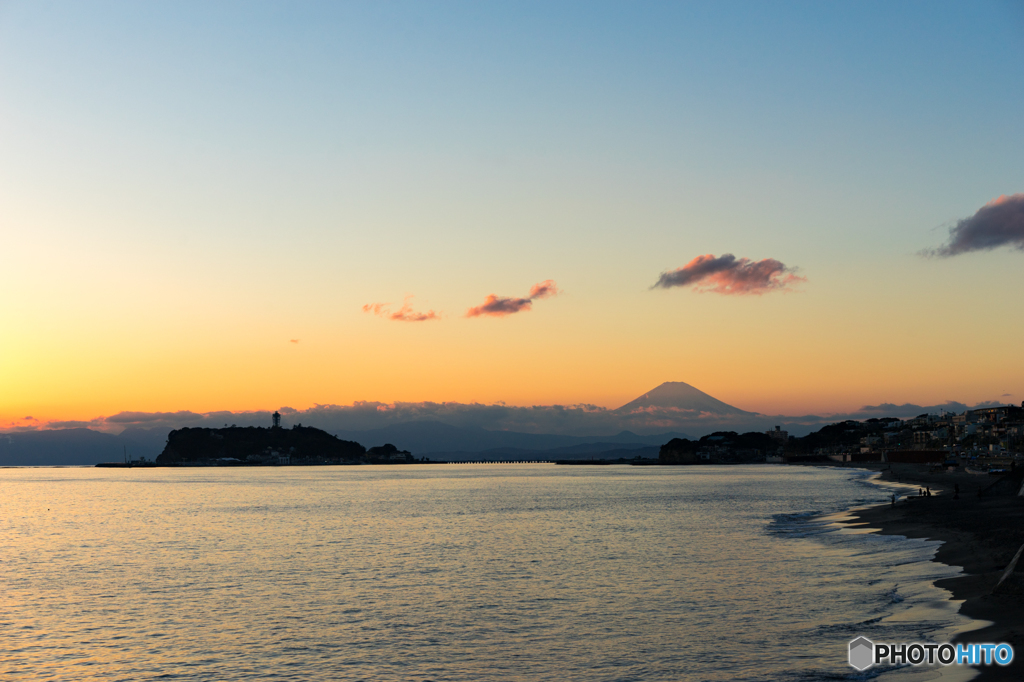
[849,636,874,671]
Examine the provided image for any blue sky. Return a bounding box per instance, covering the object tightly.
[1,1,1022,424]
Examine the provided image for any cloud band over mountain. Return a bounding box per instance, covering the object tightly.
[10,387,1018,451]
[653,254,804,295]
[26,383,756,437]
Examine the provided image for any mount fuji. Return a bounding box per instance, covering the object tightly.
[615,382,755,416]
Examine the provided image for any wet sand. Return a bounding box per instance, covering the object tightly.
[845,464,1024,681]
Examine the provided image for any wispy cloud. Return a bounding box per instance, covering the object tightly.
[44,420,103,429]
[466,280,560,317]
[527,280,559,300]
[105,410,206,424]
[363,296,440,322]
[653,254,804,295]
[289,339,300,344]
[924,193,1024,257]
[0,415,43,432]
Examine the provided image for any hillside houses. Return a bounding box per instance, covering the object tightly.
[806,404,1024,458]
[659,402,1024,466]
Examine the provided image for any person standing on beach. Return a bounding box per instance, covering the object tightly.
[891,493,896,507]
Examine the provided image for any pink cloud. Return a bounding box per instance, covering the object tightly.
[466,294,533,317]
[653,254,805,295]
[363,297,440,322]
[528,280,559,299]
[466,280,561,317]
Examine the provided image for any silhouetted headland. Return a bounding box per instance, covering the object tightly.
[154,425,365,466]
[98,419,425,467]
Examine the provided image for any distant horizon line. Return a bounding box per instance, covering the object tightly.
[5,391,1020,436]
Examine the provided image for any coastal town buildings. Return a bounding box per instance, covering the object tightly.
[661,402,1024,470]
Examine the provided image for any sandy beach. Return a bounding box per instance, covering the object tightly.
[844,464,1024,681]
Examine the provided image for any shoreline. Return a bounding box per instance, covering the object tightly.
[843,463,1024,681]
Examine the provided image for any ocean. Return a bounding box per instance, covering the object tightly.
[0,464,977,681]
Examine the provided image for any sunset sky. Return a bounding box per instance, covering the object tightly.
[2,1,1023,429]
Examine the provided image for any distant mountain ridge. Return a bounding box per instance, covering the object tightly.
[11,380,1000,466]
[0,381,750,465]
[0,428,126,466]
[330,421,690,458]
[0,422,687,465]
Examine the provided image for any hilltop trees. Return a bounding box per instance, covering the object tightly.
[156,425,366,465]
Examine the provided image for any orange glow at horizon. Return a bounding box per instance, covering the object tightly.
[2,1,1022,435]
[4,281,1020,430]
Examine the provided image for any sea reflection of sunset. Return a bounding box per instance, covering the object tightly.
[0,464,969,680]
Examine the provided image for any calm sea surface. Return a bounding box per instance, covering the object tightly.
[0,464,975,681]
